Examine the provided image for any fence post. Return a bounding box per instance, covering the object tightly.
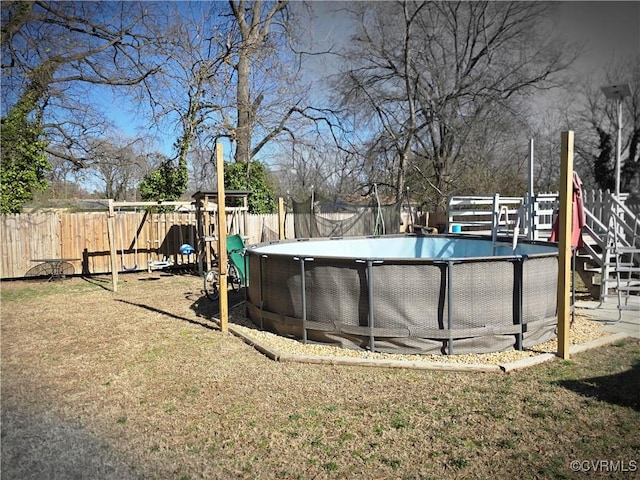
[216,142,229,333]
[107,199,118,292]
[528,138,535,240]
[278,197,285,240]
[556,131,574,360]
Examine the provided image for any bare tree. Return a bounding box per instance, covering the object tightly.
[79,137,150,201]
[133,0,346,201]
[229,0,288,165]
[530,114,565,193]
[274,137,363,200]
[1,1,161,169]
[225,0,350,170]
[335,1,575,211]
[570,57,640,193]
[126,2,235,200]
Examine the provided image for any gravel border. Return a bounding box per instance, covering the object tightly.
[217,303,626,373]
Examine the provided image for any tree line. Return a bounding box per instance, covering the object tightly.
[2,1,638,214]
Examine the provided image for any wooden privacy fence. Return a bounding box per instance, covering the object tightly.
[1,213,63,279]
[7,192,630,279]
[0,211,297,279]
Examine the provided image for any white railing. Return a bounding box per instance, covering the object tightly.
[447,194,524,235]
[447,193,557,240]
[530,193,558,240]
[447,190,637,245]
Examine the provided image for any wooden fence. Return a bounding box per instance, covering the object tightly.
[4,191,633,279]
[0,211,296,279]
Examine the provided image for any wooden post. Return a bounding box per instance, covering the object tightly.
[194,196,204,275]
[556,131,574,359]
[278,197,285,240]
[243,195,249,239]
[106,199,119,292]
[216,142,229,333]
[204,194,212,271]
[528,138,535,240]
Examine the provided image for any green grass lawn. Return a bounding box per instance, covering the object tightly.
[1,273,639,479]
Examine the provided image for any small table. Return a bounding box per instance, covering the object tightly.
[30,258,80,281]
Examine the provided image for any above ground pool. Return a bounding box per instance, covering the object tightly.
[245,234,559,355]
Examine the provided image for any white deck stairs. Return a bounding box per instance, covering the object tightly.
[608,199,640,320]
[577,193,640,321]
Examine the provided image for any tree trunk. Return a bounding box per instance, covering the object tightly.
[235,49,252,165]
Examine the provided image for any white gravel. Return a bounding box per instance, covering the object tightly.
[227,306,608,367]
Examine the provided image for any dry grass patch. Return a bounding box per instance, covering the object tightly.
[2,272,639,480]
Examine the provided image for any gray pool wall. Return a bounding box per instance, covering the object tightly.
[245,234,559,355]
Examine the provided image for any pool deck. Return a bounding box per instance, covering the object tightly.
[576,299,640,339]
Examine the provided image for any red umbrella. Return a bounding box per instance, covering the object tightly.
[550,171,586,248]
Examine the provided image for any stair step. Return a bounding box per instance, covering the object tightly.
[584,267,602,273]
[618,304,640,312]
[606,260,640,267]
[613,267,640,273]
[578,255,600,261]
[616,247,640,253]
[576,256,600,264]
[617,285,640,292]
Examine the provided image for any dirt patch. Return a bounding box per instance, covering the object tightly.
[2,273,639,479]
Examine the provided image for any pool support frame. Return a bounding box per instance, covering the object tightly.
[245,234,558,356]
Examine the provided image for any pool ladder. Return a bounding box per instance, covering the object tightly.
[492,204,526,254]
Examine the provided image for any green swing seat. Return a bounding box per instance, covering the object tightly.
[226,234,247,286]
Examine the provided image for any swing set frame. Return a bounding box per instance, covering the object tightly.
[107,200,195,283]
[106,195,250,293]
[116,207,140,271]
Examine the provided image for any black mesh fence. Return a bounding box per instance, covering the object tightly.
[292,196,402,238]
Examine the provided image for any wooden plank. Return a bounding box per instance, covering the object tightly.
[0,216,6,278]
[500,353,556,372]
[98,212,108,273]
[111,200,193,208]
[277,201,285,241]
[92,212,101,274]
[216,142,228,333]
[556,131,574,359]
[277,353,502,372]
[107,210,118,291]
